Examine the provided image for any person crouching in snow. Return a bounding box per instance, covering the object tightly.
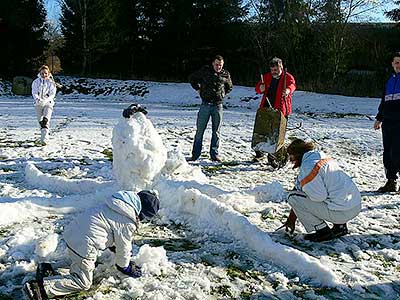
[282,139,361,242]
[24,190,160,300]
[31,65,57,145]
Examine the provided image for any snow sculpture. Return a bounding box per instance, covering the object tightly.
[112,105,167,191]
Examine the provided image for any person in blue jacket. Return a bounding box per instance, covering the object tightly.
[374,52,400,192]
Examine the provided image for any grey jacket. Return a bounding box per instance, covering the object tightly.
[63,192,140,267]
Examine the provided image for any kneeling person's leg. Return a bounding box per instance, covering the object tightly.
[43,250,96,298]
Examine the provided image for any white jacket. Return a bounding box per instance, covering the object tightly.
[31,73,57,104]
[295,151,361,211]
[63,191,141,267]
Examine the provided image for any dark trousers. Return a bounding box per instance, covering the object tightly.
[382,119,400,180]
[192,102,223,159]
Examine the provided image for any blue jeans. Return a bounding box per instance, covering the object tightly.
[192,103,223,159]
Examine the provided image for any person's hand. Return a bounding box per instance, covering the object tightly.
[283,88,290,97]
[116,261,142,278]
[373,120,382,130]
[259,83,265,93]
[283,209,297,234]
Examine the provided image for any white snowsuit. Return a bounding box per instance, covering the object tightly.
[42,192,141,298]
[288,151,361,232]
[31,73,57,143]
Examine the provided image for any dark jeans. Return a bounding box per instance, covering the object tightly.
[192,103,223,159]
[382,119,400,180]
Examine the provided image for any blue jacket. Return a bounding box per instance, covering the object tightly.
[376,72,400,122]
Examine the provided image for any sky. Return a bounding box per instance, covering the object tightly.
[45,0,396,23]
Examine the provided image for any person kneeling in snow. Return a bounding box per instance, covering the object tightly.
[282,139,361,242]
[24,190,160,300]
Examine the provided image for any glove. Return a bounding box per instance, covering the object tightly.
[122,104,148,118]
[116,261,142,278]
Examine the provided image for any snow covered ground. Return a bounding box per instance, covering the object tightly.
[0,77,399,300]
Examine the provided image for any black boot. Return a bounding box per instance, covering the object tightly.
[304,226,334,242]
[36,262,56,282]
[39,117,48,129]
[377,179,397,193]
[332,223,349,238]
[23,280,48,300]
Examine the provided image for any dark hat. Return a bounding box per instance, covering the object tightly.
[137,190,160,221]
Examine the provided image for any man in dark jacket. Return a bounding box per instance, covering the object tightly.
[188,55,233,162]
[374,52,400,192]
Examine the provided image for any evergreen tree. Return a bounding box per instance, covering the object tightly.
[385,1,400,22]
[0,0,47,78]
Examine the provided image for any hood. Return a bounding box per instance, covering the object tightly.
[302,150,327,165]
[106,191,141,222]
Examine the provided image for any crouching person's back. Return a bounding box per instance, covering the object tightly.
[23,190,160,300]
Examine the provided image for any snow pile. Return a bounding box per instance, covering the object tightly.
[25,162,110,195]
[35,233,59,259]
[112,112,167,191]
[246,181,286,203]
[133,244,172,276]
[57,77,149,98]
[160,147,208,184]
[0,79,12,95]
[158,185,341,287]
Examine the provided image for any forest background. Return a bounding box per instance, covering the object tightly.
[1,0,400,97]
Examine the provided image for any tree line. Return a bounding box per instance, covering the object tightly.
[1,0,400,97]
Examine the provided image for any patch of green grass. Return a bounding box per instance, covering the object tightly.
[327,252,339,258]
[370,254,395,268]
[0,225,13,238]
[145,238,200,251]
[240,291,252,300]
[211,285,233,298]
[227,265,247,280]
[0,294,13,300]
[101,149,113,161]
[202,165,224,173]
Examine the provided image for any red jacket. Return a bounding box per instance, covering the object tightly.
[255,71,296,117]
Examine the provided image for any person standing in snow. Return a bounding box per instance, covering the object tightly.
[188,55,233,162]
[24,190,160,300]
[282,139,361,242]
[373,52,400,193]
[31,65,57,145]
[254,57,296,166]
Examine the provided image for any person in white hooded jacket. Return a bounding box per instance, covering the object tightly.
[23,190,160,300]
[282,139,361,242]
[31,65,57,144]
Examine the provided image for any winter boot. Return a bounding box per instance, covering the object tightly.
[377,179,397,193]
[23,280,48,300]
[332,223,349,238]
[304,226,334,242]
[36,263,56,282]
[211,155,222,162]
[40,128,48,144]
[267,154,279,169]
[252,151,264,162]
[39,117,48,129]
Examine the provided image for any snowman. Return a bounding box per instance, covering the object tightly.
[112,104,167,191]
